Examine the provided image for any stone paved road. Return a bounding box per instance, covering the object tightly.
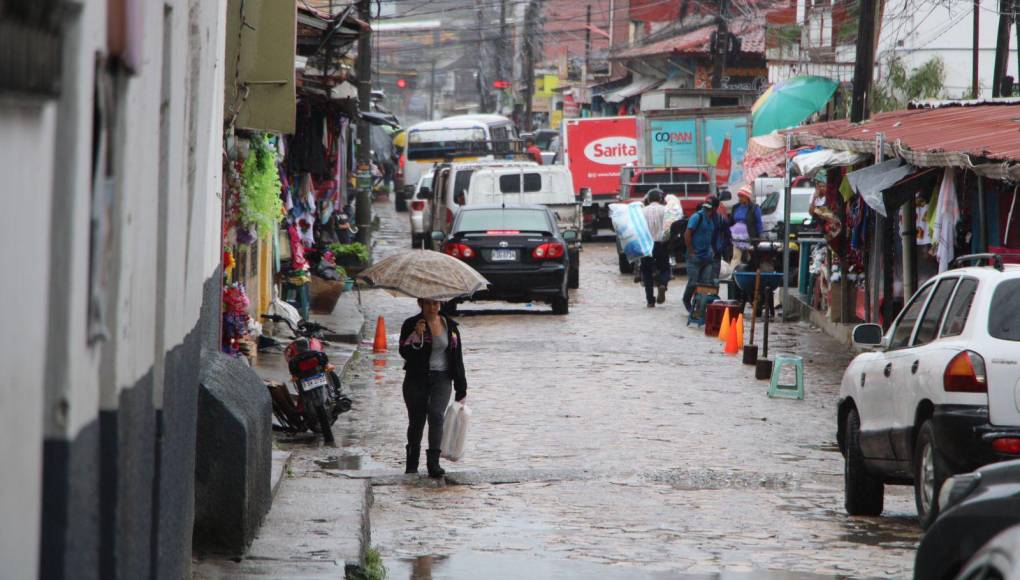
[316,199,921,578]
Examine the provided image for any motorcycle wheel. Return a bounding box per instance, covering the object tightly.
[314,402,335,444]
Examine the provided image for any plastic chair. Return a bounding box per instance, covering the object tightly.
[768,354,804,400]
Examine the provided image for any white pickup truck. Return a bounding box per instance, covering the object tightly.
[465,165,582,289]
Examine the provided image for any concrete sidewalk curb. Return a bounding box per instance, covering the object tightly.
[192,478,373,579]
[270,450,293,501]
[320,290,367,344]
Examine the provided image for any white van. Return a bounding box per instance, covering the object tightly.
[464,165,582,288]
[427,159,537,243]
[402,114,518,197]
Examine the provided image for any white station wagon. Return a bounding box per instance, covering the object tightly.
[837,254,1020,528]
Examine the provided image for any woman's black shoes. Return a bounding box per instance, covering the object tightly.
[425,449,445,478]
[405,445,420,474]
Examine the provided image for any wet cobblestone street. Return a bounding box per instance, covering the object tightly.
[318,200,923,578]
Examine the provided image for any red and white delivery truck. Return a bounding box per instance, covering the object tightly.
[562,116,639,239]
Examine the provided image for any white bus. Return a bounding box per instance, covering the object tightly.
[400,114,518,199]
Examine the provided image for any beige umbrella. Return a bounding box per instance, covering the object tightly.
[358,249,489,301]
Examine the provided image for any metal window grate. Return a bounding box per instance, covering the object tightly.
[0,0,67,97]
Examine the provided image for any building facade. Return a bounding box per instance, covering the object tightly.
[0,1,227,578]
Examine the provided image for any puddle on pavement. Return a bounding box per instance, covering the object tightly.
[384,552,847,580]
[314,455,362,470]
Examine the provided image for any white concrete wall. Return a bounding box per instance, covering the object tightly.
[0,98,57,580]
[0,0,227,576]
[879,0,1018,98]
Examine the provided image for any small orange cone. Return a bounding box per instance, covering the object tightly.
[718,307,731,343]
[736,314,745,349]
[373,316,388,353]
[724,319,739,354]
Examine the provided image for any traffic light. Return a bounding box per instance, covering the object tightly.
[396,78,407,89]
[492,79,511,89]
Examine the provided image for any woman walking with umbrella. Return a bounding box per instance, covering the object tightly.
[358,249,488,478]
[398,299,467,477]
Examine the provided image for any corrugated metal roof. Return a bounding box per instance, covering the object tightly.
[789,102,1020,165]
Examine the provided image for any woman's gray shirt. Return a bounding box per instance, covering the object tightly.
[429,320,449,371]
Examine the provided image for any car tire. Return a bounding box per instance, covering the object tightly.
[568,252,580,289]
[618,252,634,274]
[552,294,569,315]
[582,229,593,243]
[395,192,408,212]
[844,408,885,516]
[411,235,421,249]
[914,419,949,530]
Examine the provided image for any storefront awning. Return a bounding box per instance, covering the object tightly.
[846,158,918,217]
[792,148,869,178]
[601,76,663,103]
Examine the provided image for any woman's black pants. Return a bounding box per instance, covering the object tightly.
[403,371,452,451]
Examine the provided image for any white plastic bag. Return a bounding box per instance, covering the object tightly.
[266,297,301,337]
[662,195,684,239]
[609,202,653,263]
[440,401,471,462]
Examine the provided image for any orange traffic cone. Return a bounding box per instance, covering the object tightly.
[718,307,731,343]
[724,319,739,354]
[373,316,388,353]
[735,313,745,350]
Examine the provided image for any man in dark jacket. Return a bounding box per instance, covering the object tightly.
[398,299,468,477]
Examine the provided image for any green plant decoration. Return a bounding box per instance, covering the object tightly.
[329,242,370,264]
[240,133,284,240]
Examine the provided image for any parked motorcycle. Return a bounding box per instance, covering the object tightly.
[260,314,352,444]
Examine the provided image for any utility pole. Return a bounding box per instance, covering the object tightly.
[475,0,489,112]
[711,0,729,88]
[498,0,508,111]
[430,29,439,120]
[850,0,879,122]
[608,0,616,77]
[992,0,1013,96]
[429,60,437,120]
[973,0,980,97]
[524,0,539,131]
[585,5,592,77]
[356,0,373,245]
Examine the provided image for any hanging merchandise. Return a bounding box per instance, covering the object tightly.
[287,223,309,272]
[913,197,933,245]
[222,284,251,356]
[223,250,236,278]
[240,133,285,240]
[933,168,960,272]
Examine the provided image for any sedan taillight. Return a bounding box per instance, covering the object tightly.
[444,243,475,259]
[944,350,987,393]
[532,242,565,259]
[410,200,426,211]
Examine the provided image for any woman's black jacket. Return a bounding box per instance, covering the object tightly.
[398,314,467,399]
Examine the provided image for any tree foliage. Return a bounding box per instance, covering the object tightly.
[870,56,946,112]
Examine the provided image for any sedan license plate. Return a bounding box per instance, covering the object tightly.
[302,373,328,391]
[491,249,517,262]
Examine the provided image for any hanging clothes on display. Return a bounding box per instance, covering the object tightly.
[933,168,960,272]
[287,103,328,175]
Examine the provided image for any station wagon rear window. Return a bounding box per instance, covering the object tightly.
[456,209,551,233]
[989,279,1020,341]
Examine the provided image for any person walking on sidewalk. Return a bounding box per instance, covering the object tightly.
[708,194,733,282]
[640,189,671,307]
[398,299,468,477]
[682,199,719,313]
